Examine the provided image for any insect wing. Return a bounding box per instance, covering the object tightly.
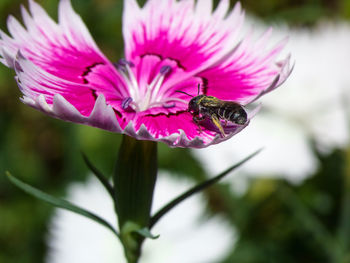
[221,101,243,111]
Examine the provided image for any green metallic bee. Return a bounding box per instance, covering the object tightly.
[177,85,248,137]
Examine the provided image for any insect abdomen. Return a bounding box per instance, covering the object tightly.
[217,105,238,122]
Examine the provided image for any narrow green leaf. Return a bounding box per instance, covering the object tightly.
[6,172,120,238]
[149,149,262,229]
[134,227,159,239]
[81,152,114,199]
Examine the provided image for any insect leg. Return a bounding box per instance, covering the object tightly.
[211,114,226,137]
[193,115,205,134]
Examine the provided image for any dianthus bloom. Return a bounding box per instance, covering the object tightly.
[0,0,291,148]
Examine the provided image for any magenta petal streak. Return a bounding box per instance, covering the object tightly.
[0,0,292,148]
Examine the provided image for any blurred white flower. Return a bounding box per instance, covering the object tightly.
[46,176,121,263]
[265,22,349,150]
[194,21,350,182]
[47,174,234,263]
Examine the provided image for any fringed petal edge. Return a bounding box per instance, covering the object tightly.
[19,93,255,148]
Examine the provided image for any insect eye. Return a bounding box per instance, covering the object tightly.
[188,99,198,111]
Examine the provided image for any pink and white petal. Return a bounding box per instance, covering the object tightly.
[131,55,174,98]
[123,0,245,76]
[197,34,292,104]
[16,51,255,148]
[0,46,16,67]
[15,53,129,133]
[58,0,99,51]
[133,112,202,139]
[159,75,203,106]
[195,0,213,17]
[129,110,248,148]
[15,52,136,130]
[247,54,293,104]
[20,88,248,148]
[0,0,127,98]
[21,93,124,133]
[131,54,202,106]
[212,0,230,20]
[15,51,96,116]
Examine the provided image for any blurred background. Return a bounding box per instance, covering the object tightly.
[0,0,349,262]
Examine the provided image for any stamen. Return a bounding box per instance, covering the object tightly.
[149,75,163,103]
[121,97,133,109]
[148,65,172,105]
[159,65,172,75]
[113,58,140,102]
[147,97,188,109]
[164,97,188,104]
[124,63,139,101]
[140,85,152,111]
[115,58,134,68]
[163,102,176,108]
[113,59,134,73]
[113,60,181,112]
[112,62,122,70]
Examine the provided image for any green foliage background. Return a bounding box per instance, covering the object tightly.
[0,0,349,262]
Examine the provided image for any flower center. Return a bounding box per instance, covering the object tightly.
[114,59,187,112]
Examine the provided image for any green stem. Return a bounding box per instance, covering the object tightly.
[113,135,158,263]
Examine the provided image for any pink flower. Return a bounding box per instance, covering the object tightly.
[0,0,291,148]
